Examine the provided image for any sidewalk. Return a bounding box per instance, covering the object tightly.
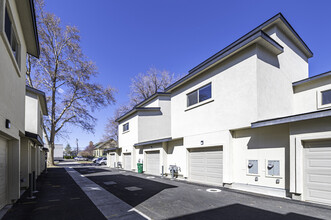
[2,167,106,220]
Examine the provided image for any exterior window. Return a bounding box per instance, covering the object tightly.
[322,89,331,105]
[248,160,258,175]
[123,123,129,132]
[40,112,43,129]
[187,83,212,107]
[187,91,198,106]
[267,160,280,176]
[4,6,19,64]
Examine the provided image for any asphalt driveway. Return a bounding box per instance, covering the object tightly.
[2,167,106,220]
[74,166,331,220]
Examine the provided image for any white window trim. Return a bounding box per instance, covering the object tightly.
[246,159,260,176]
[265,159,282,178]
[185,82,213,111]
[122,122,130,133]
[0,0,21,77]
[317,86,331,109]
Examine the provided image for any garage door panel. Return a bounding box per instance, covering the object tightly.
[110,154,115,168]
[124,153,131,170]
[308,174,331,184]
[189,147,223,185]
[146,151,160,175]
[304,141,331,205]
[308,189,331,203]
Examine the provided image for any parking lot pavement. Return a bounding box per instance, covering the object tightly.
[74,166,331,220]
[2,167,106,220]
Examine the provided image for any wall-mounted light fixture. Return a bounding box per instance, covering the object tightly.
[5,119,10,129]
[200,140,204,145]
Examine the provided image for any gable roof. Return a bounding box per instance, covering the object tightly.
[165,13,313,92]
[94,139,117,150]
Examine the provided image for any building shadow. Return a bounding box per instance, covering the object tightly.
[74,171,177,207]
[169,203,322,220]
[74,167,111,174]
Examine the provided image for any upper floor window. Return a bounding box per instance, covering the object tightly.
[322,89,331,105]
[187,83,212,107]
[123,123,129,132]
[4,5,19,65]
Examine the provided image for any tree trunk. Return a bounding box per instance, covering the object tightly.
[47,143,55,166]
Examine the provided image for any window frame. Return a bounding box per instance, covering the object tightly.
[123,122,129,133]
[0,1,21,75]
[186,83,212,108]
[317,87,331,110]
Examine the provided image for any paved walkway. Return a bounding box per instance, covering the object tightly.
[65,167,146,219]
[2,168,106,220]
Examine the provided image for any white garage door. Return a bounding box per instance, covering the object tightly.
[0,137,8,210]
[124,153,131,170]
[146,151,160,175]
[109,153,116,168]
[189,146,223,186]
[304,141,331,205]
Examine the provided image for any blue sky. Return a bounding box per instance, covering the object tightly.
[44,0,331,149]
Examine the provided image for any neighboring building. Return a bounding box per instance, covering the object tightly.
[54,144,63,161]
[114,13,331,206]
[21,86,48,189]
[93,139,117,157]
[0,0,40,210]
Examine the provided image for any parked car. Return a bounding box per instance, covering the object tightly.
[92,157,103,163]
[74,156,88,161]
[97,157,107,166]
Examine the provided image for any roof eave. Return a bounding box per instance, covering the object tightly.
[115,107,161,123]
[16,0,40,58]
[251,109,331,128]
[293,70,331,87]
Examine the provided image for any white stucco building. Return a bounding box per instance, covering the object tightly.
[0,0,41,210]
[21,86,48,189]
[111,13,331,206]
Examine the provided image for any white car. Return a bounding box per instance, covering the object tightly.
[97,157,107,165]
[74,156,88,161]
[92,157,102,163]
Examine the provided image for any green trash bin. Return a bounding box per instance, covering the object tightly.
[137,163,143,173]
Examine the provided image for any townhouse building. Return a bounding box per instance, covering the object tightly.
[111,13,331,206]
[0,0,40,210]
[93,139,117,158]
[21,86,48,188]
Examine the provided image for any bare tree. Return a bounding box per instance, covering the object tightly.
[27,0,115,166]
[129,67,175,105]
[102,67,177,141]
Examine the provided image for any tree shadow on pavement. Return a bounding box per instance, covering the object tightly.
[169,203,323,220]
